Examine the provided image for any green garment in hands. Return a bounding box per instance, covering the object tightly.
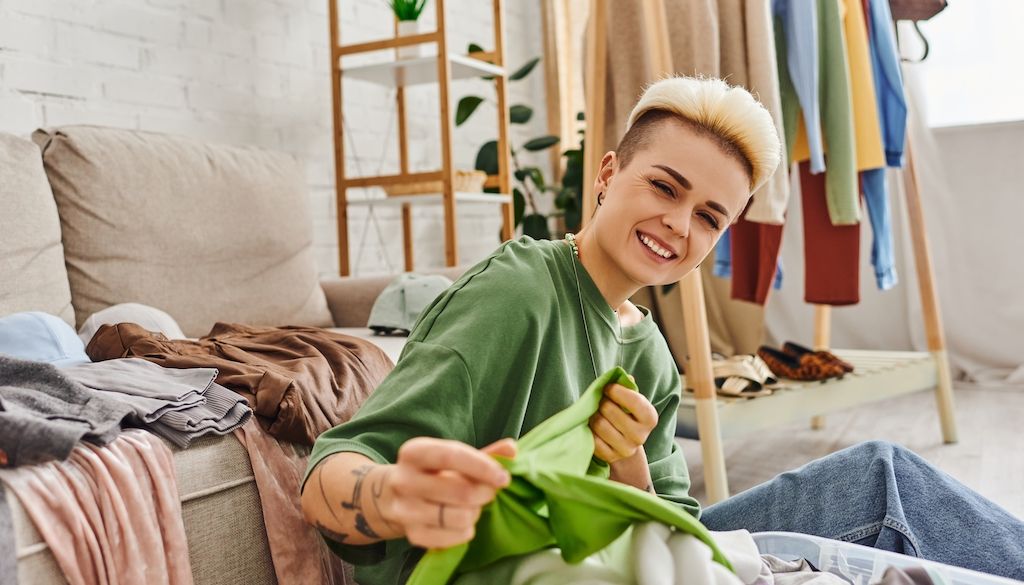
[407,367,733,585]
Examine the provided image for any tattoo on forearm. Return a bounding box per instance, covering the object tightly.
[316,466,349,542]
[342,465,381,539]
[370,468,398,531]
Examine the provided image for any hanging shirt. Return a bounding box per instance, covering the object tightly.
[788,0,860,225]
[860,0,908,290]
[774,0,826,173]
[305,236,698,585]
[865,0,908,167]
[840,0,887,172]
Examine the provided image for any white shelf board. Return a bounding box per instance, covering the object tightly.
[676,349,940,440]
[347,191,511,208]
[342,54,505,88]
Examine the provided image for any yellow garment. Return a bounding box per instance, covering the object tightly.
[792,0,885,171]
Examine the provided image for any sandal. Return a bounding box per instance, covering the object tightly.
[712,355,776,398]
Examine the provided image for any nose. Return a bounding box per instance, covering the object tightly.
[662,206,690,238]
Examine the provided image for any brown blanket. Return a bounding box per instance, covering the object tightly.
[86,323,393,446]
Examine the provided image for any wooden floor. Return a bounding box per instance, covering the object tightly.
[679,381,1024,519]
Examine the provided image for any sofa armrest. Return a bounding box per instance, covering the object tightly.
[320,267,467,327]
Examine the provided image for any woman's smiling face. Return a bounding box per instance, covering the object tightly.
[590,119,753,288]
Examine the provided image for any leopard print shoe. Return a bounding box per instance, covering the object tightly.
[757,345,846,381]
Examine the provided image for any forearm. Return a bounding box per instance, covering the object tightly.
[301,452,402,546]
[608,446,654,493]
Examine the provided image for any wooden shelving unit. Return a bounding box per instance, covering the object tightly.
[327,0,514,275]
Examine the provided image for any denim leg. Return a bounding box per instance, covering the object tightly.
[700,441,1024,579]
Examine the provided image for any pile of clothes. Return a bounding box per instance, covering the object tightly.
[0,305,394,585]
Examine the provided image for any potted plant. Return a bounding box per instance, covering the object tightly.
[456,49,584,240]
[387,0,429,59]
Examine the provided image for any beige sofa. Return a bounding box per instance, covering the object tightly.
[0,126,456,583]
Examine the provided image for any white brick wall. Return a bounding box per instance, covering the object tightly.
[0,0,549,277]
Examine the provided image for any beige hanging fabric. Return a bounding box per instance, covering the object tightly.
[587,0,776,365]
[718,0,791,225]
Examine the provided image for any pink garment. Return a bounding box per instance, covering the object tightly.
[0,430,192,585]
[234,419,349,585]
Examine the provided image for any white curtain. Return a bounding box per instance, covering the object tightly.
[764,65,1024,383]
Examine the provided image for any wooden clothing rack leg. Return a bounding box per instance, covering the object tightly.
[580,0,957,505]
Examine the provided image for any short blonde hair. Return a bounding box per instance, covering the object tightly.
[624,76,781,193]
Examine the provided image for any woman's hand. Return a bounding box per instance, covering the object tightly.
[379,437,516,549]
[589,381,658,465]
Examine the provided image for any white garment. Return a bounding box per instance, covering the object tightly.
[78,302,186,345]
[505,523,764,585]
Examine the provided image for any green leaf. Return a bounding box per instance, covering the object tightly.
[523,135,559,151]
[513,187,526,228]
[561,149,583,189]
[522,213,551,240]
[467,42,486,54]
[455,96,484,126]
[509,104,533,124]
[474,140,498,175]
[555,186,573,208]
[526,167,545,191]
[514,168,529,182]
[509,57,541,81]
[576,111,585,121]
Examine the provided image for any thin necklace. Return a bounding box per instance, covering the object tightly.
[565,233,623,379]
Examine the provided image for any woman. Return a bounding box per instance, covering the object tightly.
[301,77,1024,584]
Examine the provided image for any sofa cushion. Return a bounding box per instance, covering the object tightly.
[0,133,74,325]
[33,126,332,337]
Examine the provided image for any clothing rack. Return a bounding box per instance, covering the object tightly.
[580,0,957,504]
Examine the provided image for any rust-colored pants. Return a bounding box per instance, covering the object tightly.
[800,161,861,306]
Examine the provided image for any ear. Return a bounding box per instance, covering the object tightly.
[592,151,618,195]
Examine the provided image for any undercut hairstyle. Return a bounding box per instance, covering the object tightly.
[615,76,781,193]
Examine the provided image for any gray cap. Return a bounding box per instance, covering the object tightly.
[367,273,454,336]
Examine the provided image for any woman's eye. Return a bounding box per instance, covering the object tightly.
[698,212,720,230]
[651,180,675,197]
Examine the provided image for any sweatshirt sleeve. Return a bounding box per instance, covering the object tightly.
[645,368,702,518]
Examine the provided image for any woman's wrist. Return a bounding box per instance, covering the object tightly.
[608,447,654,492]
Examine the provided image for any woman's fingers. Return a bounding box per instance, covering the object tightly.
[480,437,517,459]
[390,497,482,531]
[603,384,659,430]
[590,412,635,460]
[593,433,621,463]
[391,468,499,507]
[398,437,510,488]
[599,396,651,446]
[406,524,476,550]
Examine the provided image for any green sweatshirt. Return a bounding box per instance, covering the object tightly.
[305,236,699,585]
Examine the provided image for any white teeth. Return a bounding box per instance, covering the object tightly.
[639,234,673,259]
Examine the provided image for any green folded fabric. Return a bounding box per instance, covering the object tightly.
[407,367,733,585]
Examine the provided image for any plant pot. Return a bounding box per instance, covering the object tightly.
[396,20,423,60]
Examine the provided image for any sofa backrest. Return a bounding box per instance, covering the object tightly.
[32,126,332,337]
[0,133,75,325]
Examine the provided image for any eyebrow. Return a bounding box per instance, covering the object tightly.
[653,164,731,218]
[653,164,692,191]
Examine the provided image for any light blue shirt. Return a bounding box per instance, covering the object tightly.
[775,0,825,173]
[866,0,907,167]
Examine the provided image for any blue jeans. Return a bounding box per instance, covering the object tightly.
[701,441,1024,580]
